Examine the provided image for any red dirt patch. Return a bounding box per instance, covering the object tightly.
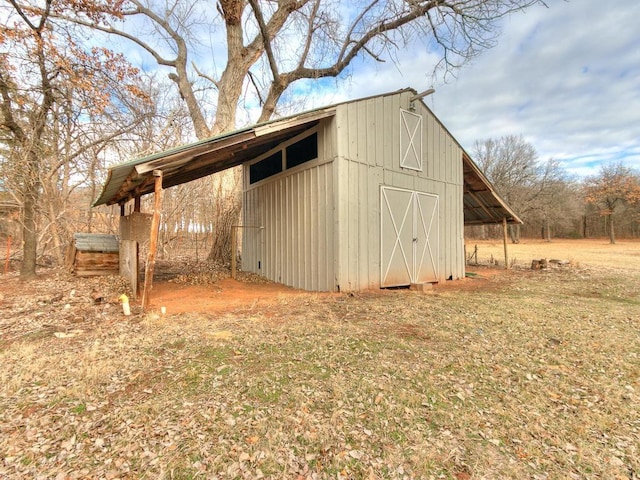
[146,266,513,314]
[148,277,311,315]
[430,266,513,293]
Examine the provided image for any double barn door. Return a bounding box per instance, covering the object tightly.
[380,186,439,287]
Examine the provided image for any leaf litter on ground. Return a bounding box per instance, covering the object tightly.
[0,261,639,479]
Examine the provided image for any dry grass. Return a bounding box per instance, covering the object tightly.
[467,238,640,270]
[1,240,639,479]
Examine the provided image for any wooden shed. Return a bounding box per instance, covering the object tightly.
[93,88,521,295]
[66,233,119,276]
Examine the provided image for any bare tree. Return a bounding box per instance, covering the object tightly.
[0,0,149,277]
[584,163,640,244]
[530,159,578,241]
[0,1,57,278]
[68,0,545,136]
[473,135,570,243]
[39,79,154,261]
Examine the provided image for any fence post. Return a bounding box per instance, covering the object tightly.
[503,217,509,270]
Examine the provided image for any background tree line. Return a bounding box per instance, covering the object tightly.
[468,135,640,244]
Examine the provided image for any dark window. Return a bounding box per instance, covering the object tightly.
[286,133,318,169]
[250,151,283,184]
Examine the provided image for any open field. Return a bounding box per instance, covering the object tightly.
[467,238,640,270]
[1,239,639,479]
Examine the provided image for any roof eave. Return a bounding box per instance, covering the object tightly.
[93,107,336,207]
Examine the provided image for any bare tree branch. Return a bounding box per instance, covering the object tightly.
[55,15,175,67]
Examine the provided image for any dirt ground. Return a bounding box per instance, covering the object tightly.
[149,237,640,315]
[1,238,639,479]
[149,278,301,315]
[3,238,636,318]
[150,270,509,315]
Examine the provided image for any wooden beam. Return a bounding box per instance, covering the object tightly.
[132,176,157,199]
[503,217,509,270]
[465,190,497,220]
[134,196,141,212]
[134,131,256,174]
[108,173,154,206]
[141,170,163,311]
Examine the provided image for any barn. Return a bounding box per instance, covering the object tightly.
[94,88,521,295]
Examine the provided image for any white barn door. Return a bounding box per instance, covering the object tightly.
[380,186,439,287]
[413,192,439,284]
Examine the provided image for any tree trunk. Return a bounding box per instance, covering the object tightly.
[206,169,242,264]
[41,176,66,265]
[542,215,551,242]
[545,221,551,242]
[46,198,65,265]
[20,163,39,279]
[609,214,616,244]
[20,35,55,278]
[509,224,521,244]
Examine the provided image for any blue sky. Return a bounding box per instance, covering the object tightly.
[312,0,640,178]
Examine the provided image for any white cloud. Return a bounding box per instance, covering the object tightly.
[323,0,640,177]
[437,0,640,176]
[98,0,640,179]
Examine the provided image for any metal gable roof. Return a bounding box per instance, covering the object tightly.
[93,88,521,225]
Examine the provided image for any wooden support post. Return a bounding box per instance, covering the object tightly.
[136,242,141,299]
[502,217,509,270]
[142,171,163,312]
[134,196,142,298]
[231,225,238,280]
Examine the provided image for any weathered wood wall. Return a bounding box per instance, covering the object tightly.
[74,251,119,276]
[68,233,120,277]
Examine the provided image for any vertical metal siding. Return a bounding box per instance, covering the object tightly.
[367,166,383,288]
[242,120,337,291]
[333,156,347,290]
[334,91,465,290]
[243,90,465,292]
[242,161,336,291]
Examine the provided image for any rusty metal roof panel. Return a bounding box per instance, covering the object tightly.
[93,108,336,207]
[462,153,523,225]
[73,233,119,252]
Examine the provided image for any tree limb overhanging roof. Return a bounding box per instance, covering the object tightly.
[93,89,522,225]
